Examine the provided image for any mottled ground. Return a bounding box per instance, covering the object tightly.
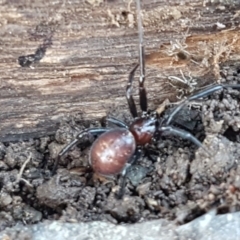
[0,63,240,232]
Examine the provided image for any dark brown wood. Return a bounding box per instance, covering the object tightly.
[0,0,240,141]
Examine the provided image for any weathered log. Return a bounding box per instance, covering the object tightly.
[0,0,240,141]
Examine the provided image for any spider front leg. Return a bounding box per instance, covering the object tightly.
[138,44,147,114]
[52,128,109,175]
[126,0,147,118]
[126,62,148,117]
[126,64,139,118]
[136,0,147,113]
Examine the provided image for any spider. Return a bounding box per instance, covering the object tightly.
[52,0,240,198]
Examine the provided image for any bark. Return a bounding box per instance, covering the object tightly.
[0,0,240,141]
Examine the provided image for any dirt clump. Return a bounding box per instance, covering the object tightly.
[1,63,240,230]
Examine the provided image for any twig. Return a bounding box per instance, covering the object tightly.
[16,153,33,188]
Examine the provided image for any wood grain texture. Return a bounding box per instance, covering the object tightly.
[0,0,240,141]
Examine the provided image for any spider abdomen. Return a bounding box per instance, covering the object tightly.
[90,129,136,175]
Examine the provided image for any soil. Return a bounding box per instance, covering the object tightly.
[1,62,240,231]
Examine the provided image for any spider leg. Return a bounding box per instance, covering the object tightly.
[159,126,210,155]
[106,117,128,128]
[117,148,142,199]
[52,128,109,175]
[144,147,159,162]
[136,0,147,113]
[126,64,139,118]
[166,84,240,125]
[126,0,147,118]
[138,44,147,113]
[188,84,240,100]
